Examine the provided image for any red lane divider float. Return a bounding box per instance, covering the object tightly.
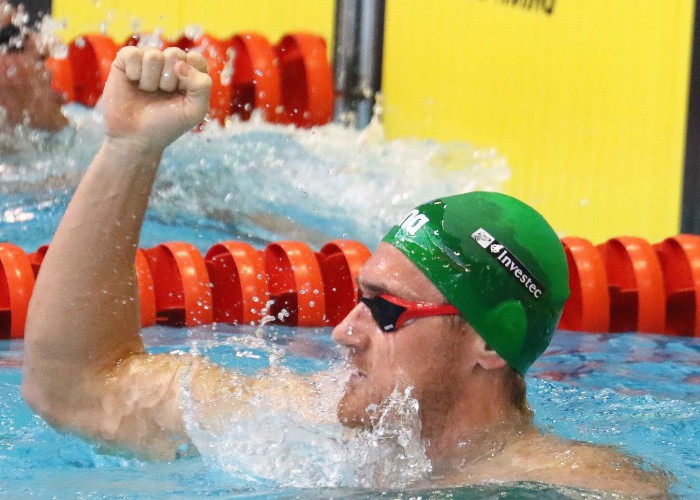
[46,34,118,108]
[205,242,267,325]
[0,244,35,338]
[264,241,326,326]
[70,34,118,107]
[0,239,370,338]
[170,34,233,124]
[27,245,48,277]
[145,242,213,327]
[562,234,700,337]
[275,33,333,127]
[598,236,666,334]
[654,235,700,336]
[320,240,372,325]
[3,236,700,339]
[47,31,332,127]
[230,33,281,122]
[135,248,156,328]
[559,237,610,333]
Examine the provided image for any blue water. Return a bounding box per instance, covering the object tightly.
[1,326,698,498]
[1,106,699,498]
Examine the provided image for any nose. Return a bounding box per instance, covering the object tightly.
[331,301,371,350]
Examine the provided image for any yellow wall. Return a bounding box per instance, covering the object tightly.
[383,0,694,243]
[52,0,334,47]
[52,0,695,243]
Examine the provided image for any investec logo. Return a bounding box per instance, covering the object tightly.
[471,228,544,299]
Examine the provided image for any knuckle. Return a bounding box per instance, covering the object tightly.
[115,46,138,66]
[163,47,185,60]
[118,45,135,57]
[187,52,208,71]
[142,48,164,65]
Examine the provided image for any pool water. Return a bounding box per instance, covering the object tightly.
[1,326,698,498]
[1,106,699,498]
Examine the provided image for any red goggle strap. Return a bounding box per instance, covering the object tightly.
[380,294,461,330]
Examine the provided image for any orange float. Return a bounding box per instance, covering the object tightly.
[4,235,700,338]
[45,56,75,102]
[230,33,281,121]
[45,32,334,127]
[264,241,326,326]
[144,242,213,326]
[559,237,610,332]
[135,249,157,327]
[205,242,268,325]
[69,34,118,107]
[171,34,234,124]
[0,244,35,338]
[27,245,48,277]
[654,235,700,337]
[319,240,371,325]
[275,33,333,127]
[598,237,666,334]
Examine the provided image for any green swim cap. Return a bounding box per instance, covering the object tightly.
[382,192,569,374]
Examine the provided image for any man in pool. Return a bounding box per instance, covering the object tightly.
[0,1,67,134]
[21,46,668,495]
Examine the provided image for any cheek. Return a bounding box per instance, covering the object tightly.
[393,325,464,386]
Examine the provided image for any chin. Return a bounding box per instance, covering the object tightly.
[336,391,373,429]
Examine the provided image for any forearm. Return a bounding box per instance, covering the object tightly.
[23,138,163,405]
[21,46,214,456]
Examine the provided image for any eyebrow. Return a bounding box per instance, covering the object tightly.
[356,277,388,296]
[357,276,451,305]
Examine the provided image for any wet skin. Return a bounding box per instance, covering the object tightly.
[0,31,67,131]
[333,242,482,431]
[331,244,672,496]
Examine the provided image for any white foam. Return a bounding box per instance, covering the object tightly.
[2,103,509,246]
[180,357,431,489]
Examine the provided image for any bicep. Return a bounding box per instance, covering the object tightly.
[62,357,327,460]
[60,353,236,460]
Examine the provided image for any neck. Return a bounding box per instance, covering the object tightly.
[418,367,533,467]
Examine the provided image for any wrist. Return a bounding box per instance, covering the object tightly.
[102,135,165,161]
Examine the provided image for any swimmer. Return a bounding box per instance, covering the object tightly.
[21,46,669,496]
[0,1,67,134]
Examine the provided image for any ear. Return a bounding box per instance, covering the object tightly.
[472,333,508,370]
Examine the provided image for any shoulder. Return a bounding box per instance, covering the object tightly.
[461,433,671,497]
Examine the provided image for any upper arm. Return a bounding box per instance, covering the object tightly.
[27,350,327,461]
[35,353,237,461]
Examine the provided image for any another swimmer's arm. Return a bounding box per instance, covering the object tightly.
[21,47,214,457]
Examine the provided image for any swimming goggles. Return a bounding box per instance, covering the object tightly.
[359,293,461,332]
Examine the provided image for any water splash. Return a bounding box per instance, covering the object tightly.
[348,385,432,489]
[1,104,510,248]
[179,335,432,490]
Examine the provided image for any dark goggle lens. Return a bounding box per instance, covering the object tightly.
[359,296,406,332]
